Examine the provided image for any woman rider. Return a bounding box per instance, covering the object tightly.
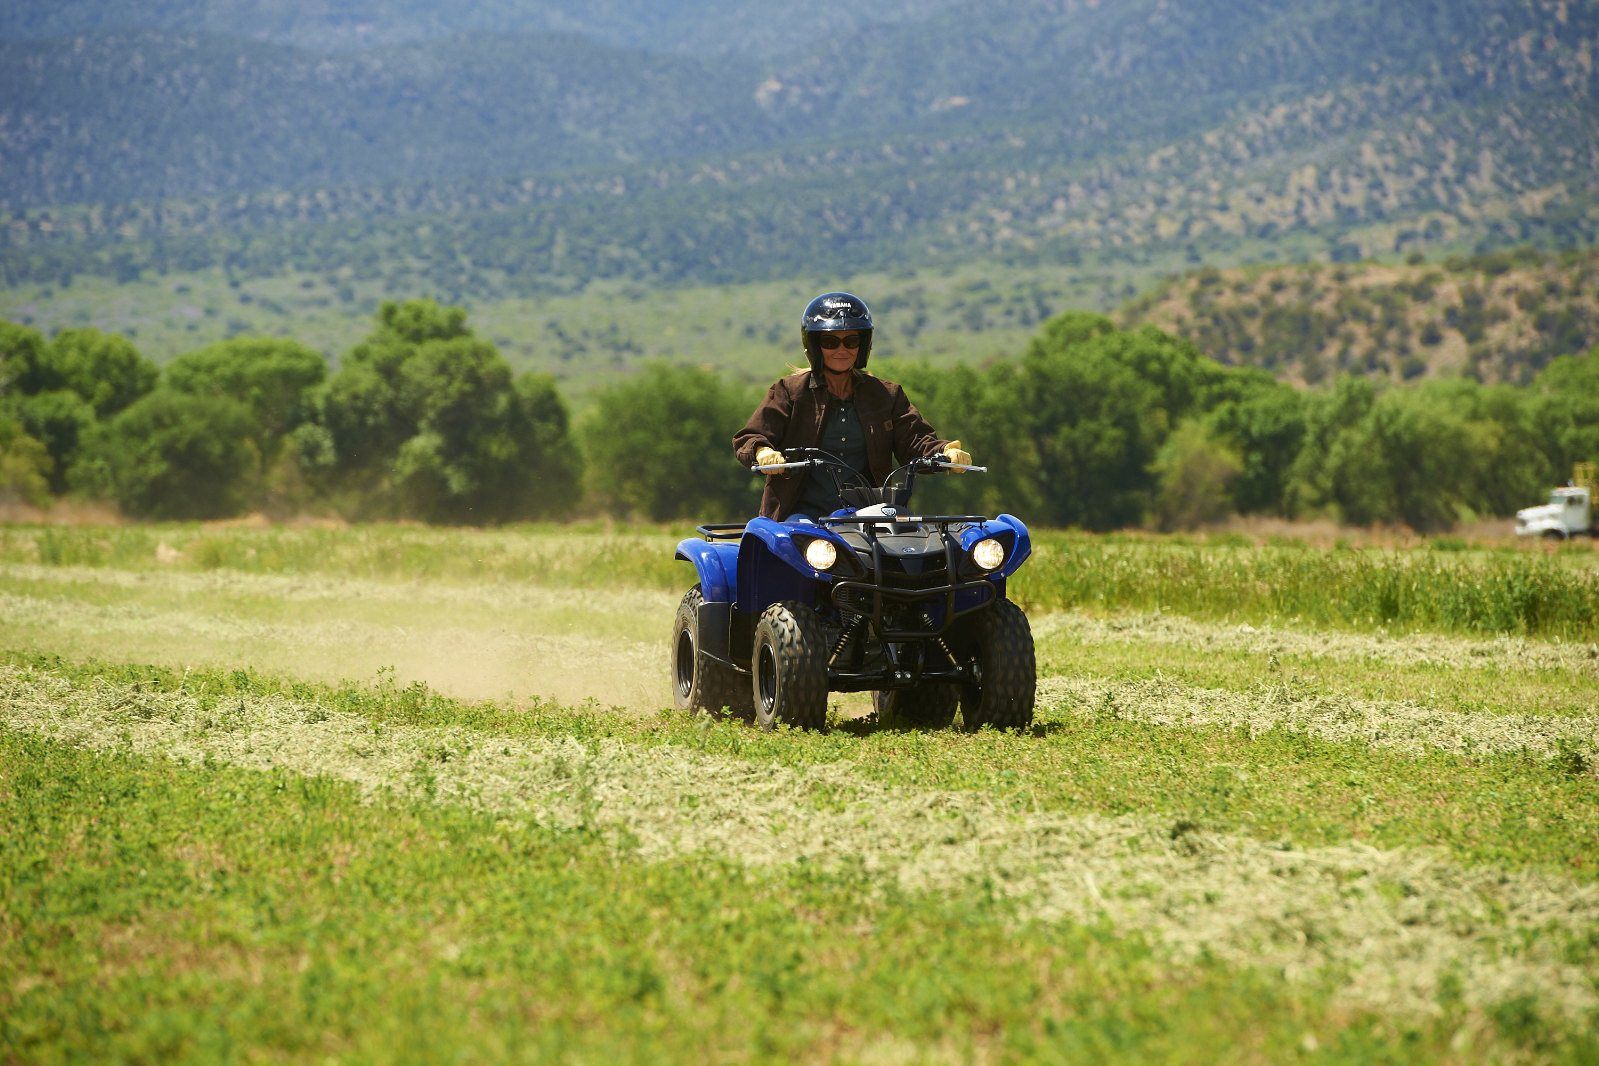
[733,292,972,520]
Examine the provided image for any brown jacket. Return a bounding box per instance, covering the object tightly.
[733,369,950,519]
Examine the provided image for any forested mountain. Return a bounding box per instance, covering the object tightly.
[0,31,771,207]
[6,74,1592,299]
[760,0,1593,126]
[2,0,1596,351]
[7,0,1594,209]
[1121,248,1599,386]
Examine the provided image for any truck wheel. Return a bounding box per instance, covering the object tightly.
[956,599,1036,732]
[673,585,752,720]
[1543,529,1568,541]
[752,601,829,732]
[873,684,959,729]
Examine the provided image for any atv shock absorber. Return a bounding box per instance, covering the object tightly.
[921,610,957,668]
[829,614,867,668]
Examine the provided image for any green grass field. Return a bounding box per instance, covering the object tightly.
[2,523,1596,1061]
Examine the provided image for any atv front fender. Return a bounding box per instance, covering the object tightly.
[675,539,739,604]
[735,517,848,615]
[956,513,1032,579]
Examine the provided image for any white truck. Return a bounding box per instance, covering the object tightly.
[1516,463,1597,540]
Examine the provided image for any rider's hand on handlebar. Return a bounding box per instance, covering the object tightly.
[755,446,786,474]
[943,439,972,472]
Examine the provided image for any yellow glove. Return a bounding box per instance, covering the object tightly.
[942,439,972,472]
[755,446,786,474]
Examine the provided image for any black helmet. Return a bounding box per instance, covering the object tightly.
[800,291,874,374]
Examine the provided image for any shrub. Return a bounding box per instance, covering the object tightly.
[74,391,258,520]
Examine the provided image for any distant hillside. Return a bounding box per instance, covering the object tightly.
[0,30,770,207]
[6,0,1595,211]
[5,74,1594,298]
[1119,248,1599,385]
[2,0,1597,325]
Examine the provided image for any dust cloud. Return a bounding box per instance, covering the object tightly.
[0,566,683,712]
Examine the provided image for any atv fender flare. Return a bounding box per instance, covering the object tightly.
[675,539,739,604]
[956,513,1032,580]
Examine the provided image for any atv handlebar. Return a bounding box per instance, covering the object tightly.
[751,455,987,475]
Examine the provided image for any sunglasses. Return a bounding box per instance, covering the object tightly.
[815,334,864,350]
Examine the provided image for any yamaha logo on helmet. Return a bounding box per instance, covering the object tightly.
[808,299,861,325]
[801,292,871,328]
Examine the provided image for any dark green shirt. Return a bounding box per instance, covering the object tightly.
[796,394,869,517]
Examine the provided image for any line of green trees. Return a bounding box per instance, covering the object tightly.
[0,301,582,522]
[889,312,1598,532]
[3,301,1596,531]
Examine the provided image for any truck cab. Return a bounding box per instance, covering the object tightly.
[1516,486,1592,539]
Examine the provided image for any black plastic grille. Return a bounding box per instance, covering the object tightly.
[877,553,949,590]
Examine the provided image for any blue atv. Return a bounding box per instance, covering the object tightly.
[672,448,1035,731]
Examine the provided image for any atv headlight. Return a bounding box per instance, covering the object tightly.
[971,538,1005,571]
[804,538,838,571]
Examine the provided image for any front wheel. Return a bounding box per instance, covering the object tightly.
[673,586,752,719]
[955,598,1036,731]
[752,601,829,732]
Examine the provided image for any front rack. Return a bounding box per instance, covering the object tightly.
[820,513,987,528]
[695,523,745,541]
[699,514,986,539]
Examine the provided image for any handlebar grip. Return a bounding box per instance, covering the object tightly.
[917,457,987,474]
[753,462,810,473]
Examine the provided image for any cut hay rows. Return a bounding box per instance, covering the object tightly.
[15,562,1599,675]
[9,579,1594,761]
[1034,611,1599,676]
[1037,675,1599,761]
[4,662,1596,1023]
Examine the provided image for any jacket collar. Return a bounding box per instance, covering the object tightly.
[809,368,878,406]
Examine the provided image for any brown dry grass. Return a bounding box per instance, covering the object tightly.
[0,498,123,526]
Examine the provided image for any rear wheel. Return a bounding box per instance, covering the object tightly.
[672,585,751,719]
[752,601,829,731]
[955,599,1036,731]
[1542,529,1568,541]
[873,683,959,729]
